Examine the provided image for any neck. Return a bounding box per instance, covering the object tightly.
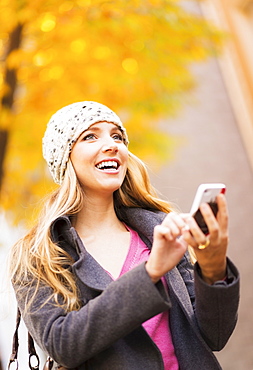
[72,193,124,234]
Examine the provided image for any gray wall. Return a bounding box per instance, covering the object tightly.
[150,57,253,369]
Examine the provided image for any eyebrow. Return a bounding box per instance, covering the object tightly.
[84,124,122,133]
[77,124,122,141]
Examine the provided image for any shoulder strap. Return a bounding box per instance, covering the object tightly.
[9,307,69,370]
[28,331,40,370]
[8,307,40,370]
[8,307,21,369]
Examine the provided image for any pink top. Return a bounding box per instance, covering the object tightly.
[112,226,179,370]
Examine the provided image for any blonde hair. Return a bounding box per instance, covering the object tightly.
[115,152,173,213]
[10,152,192,313]
[10,162,84,312]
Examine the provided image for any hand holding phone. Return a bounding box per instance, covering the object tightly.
[190,183,226,235]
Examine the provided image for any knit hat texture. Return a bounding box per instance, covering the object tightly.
[42,101,128,184]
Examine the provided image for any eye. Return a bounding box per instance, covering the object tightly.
[82,133,96,141]
[112,133,123,141]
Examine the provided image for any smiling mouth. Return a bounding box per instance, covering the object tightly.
[95,160,119,171]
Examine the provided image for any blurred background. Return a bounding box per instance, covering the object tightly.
[0,0,253,369]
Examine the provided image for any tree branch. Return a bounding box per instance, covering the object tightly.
[0,23,23,190]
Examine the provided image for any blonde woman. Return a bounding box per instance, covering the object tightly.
[10,101,239,370]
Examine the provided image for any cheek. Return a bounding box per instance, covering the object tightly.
[69,151,78,170]
[122,146,129,160]
[122,150,129,171]
[69,146,86,175]
[69,143,77,161]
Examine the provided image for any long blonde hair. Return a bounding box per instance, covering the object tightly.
[10,152,184,312]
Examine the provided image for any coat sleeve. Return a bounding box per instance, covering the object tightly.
[193,257,240,351]
[177,253,239,351]
[14,262,170,368]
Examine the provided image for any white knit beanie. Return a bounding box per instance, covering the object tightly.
[42,101,129,184]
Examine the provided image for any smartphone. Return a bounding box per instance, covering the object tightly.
[190,183,226,235]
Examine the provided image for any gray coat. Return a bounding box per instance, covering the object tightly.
[15,208,240,370]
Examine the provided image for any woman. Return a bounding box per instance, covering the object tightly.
[10,101,239,370]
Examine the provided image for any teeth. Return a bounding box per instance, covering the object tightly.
[96,161,118,170]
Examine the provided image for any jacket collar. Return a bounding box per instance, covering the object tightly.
[49,208,165,250]
[50,215,81,260]
[50,209,166,291]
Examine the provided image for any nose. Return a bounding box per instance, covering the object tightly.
[102,144,119,153]
[102,136,119,153]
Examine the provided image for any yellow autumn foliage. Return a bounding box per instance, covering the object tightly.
[0,0,223,223]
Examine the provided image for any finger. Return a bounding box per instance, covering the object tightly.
[216,194,229,248]
[199,203,219,239]
[182,228,198,248]
[160,214,179,239]
[180,214,193,232]
[163,212,186,226]
[154,225,173,241]
[180,213,191,219]
[216,194,228,232]
[164,212,188,235]
[182,215,209,248]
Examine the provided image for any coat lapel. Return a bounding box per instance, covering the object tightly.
[166,268,194,319]
[72,245,113,291]
[51,215,113,291]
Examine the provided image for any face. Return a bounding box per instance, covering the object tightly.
[70,122,129,198]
